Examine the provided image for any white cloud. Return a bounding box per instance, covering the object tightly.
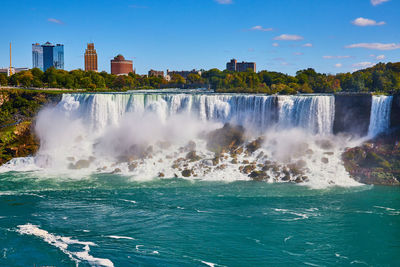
[352,62,377,72]
[47,18,64,24]
[302,43,313,47]
[250,25,273,32]
[335,63,343,68]
[272,43,279,47]
[346,43,400,50]
[376,54,385,60]
[293,52,303,56]
[352,62,376,68]
[371,0,390,6]
[273,34,304,41]
[323,55,351,59]
[215,0,232,4]
[352,17,385,26]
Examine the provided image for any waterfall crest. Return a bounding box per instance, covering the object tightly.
[58,93,335,135]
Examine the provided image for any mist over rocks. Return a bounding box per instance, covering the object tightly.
[1,90,399,188]
[206,123,245,154]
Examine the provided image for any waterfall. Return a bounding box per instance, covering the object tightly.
[368,95,393,138]
[277,95,335,135]
[58,93,335,135]
[1,91,362,188]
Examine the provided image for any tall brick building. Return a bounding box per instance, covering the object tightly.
[111,54,133,75]
[84,43,98,72]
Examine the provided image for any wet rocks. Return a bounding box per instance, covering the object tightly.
[186,151,201,162]
[68,159,91,169]
[216,164,227,170]
[185,141,196,152]
[241,164,256,174]
[128,162,138,171]
[206,123,245,153]
[117,144,154,162]
[181,169,193,177]
[316,139,334,150]
[249,171,269,181]
[212,156,220,166]
[342,129,400,185]
[246,137,265,154]
[112,168,122,174]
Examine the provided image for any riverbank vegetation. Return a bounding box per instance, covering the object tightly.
[1,62,400,94]
[0,89,61,164]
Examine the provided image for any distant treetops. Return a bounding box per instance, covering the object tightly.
[1,62,400,94]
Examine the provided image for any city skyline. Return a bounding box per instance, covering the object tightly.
[0,0,399,75]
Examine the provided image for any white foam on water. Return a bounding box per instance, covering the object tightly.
[107,235,135,240]
[119,199,137,204]
[0,157,41,173]
[273,207,320,221]
[16,224,113,267]
[201,260,216,267]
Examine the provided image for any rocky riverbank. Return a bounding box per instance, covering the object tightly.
[0,89,61,164]
[342,129,400,186]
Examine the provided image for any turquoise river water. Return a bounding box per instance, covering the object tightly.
[0,172,399,266]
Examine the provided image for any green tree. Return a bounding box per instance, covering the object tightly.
[19,71,34,87]
[0,74,7,86]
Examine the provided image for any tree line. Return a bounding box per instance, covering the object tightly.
[1,62,400,94]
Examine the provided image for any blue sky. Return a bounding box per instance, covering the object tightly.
[1,0,399,75]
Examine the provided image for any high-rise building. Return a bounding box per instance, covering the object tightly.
[226,58,256,72]
[32,42,64,71]
[84,43,98,71]
[111,54,133,75]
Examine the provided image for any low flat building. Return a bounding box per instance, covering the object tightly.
[166,69,201,79]
[111,54,133,75]
[0,67,29,76]
[148,69,164,77]
[226,58,256,72]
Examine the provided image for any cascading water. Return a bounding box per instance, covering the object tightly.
[56,93,334,134]
[277,95,335,135]
[368,95,393,138]
[0,91,370,188]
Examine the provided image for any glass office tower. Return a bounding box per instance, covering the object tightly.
[32,42,64,71]
[32,44,44,70]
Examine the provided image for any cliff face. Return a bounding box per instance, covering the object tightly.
[390,94,400,128]
[0,89,61,164]
[333,94,372,136]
